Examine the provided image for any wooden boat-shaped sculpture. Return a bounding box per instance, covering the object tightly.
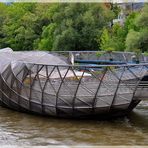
[0,48,148,119]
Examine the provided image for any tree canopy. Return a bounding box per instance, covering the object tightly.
[0,3,115,51]
[100,3,148,53]
[125,4,148,53]
[0,3,147,53]
[38,3,115,51]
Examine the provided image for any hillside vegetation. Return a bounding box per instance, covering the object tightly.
[0,3,147,53]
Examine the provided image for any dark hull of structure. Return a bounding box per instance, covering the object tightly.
[0,72,142,119]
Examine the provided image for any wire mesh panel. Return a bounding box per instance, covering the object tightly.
[0,49,148,118]
[0,62,148,118]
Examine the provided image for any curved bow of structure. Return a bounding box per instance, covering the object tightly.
[0,48,148,118]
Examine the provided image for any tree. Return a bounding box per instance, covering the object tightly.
[0,3,119,51]
[100,4,147,53]
[126,29,140,51]
[124,11,139,32]
[38,23,57,50]
[0,3,8,48]
[100,23,126,51]
[53,27,79,51]
[125,4,148,53]
[1,3,37,50]
[99,28,111,51]
[0,3,52,51]
[37,3,115,51]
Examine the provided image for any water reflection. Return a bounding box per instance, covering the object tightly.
[0,101,148,146]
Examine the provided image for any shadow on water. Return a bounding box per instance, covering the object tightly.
[128,101,148,131]
[0,101,148,146]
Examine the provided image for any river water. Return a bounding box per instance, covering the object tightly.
[0,101,148,146]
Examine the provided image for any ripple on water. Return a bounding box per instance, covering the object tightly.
[0,101,147,145]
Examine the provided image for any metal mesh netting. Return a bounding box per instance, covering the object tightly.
[0,48,148,118]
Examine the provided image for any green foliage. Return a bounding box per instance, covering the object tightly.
[124,11,139,32]
[1,4,37,50]
[99,28,111,51]
[0,3,7,47]
[96,51,105,57]
[53,27,80,51]
[135,4,148,28]
[0,3,51,50]
[38,23,57,50]
[0,3,116,51]
[112,3,120,18]
[125,4,148,53]
[143,52,148,56]
[100,3,148,53]
[134,48,142,60]
[38,3,115,51]
[125,29,140,51]
[99,24,126,51]
[0,3,7,24]
[0,3,146,53]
